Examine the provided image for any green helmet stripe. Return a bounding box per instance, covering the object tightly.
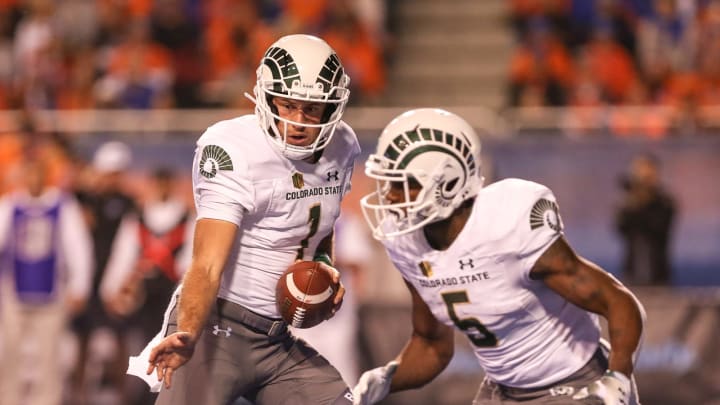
[383,129,477,177]
[396,144,466,172]
[406,130,421,143]
[318,53,344,95]
[263,47,300,91]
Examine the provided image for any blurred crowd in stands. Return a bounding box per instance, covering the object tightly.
[508,0,720,134]
[0,0,390,112]
[0,132,198,404]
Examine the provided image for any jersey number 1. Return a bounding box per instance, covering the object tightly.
[442,291,498,347]
[296,204,321,260]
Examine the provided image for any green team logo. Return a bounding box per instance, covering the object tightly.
[292,172,304,189]
[418,261,433,277]
[199,145,233,179]
[530,198,562,232]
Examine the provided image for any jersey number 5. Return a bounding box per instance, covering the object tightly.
[442,291,498,347]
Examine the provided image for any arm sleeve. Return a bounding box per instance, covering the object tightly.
[99,214,140,301]
[59,197,94,301]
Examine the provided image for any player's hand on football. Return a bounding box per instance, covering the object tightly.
[146,331,196,389]
[352,360,399,405]
[316,261,345,317]
[572,370,632,405]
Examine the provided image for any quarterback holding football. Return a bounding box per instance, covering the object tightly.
[129,34,360,405]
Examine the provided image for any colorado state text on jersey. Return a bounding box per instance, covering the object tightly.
[286,185,345,200]
[418,271,490,288]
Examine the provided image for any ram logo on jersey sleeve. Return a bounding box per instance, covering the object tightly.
[529,198,562,233]
[199,145,234,179]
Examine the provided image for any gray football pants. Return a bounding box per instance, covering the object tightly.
[155,299,351,405]
[473,344,640,404]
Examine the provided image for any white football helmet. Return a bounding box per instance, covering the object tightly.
[361,109,484,239]
[250,34,351,160]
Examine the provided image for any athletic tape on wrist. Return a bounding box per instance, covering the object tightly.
[313,253,333,267]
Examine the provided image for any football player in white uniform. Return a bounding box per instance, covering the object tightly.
[130,35,361,405]
[353,109,645,405]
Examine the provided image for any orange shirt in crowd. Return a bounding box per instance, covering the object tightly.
[0,0,18,9]
[0,136,70,192]
[509,36,575,86]
[324,27,386,97]
[127,0,152,18]
[510,0,570,17]
[56,85,97,110]
[56,50,98,109]
[204,0,275,80]
[37,140,73,189]
[0,132,24,194]
[584,39,636,102]
[108,42,173,79]
[283,0,329,30]
[660,72,702,106]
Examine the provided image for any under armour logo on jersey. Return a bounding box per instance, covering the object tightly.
[199,145,233,179]
[212,324,232,338]
[530,198,562,232]
[326,170,339,181]
[459,259,474,270]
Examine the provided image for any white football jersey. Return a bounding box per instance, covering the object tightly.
[191,115,360,318]
[381,179,600,388]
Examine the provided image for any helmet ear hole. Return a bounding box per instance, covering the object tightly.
[321,103,337,124]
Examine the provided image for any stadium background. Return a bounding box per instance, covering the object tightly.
[1,0,719,404]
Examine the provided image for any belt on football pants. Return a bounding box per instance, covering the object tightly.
[216,298,288,337]
[492,346,606,396]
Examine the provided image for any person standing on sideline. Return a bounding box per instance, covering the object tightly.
[128,34,360,405]
[70,140,138,404]
[615,153,676,285]
[0,158,93,405]
[353,109,646,405]
[101,167,195,404]
[101,167,194,331]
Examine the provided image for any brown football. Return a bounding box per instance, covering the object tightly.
[276,261,337,329]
